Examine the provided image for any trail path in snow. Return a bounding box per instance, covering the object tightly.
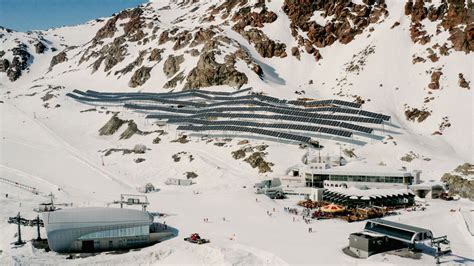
[7,101,133,189]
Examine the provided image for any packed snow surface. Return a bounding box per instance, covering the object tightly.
[1,0,473,265]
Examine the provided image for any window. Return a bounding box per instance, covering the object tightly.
[78,225,149,240]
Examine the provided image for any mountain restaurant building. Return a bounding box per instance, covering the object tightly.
[290,163,416,189]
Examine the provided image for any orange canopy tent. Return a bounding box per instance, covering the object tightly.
[321,204,346,213]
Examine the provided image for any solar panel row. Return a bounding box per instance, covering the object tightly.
[167,118,353,138]
[177,125,317,146]
[192,113,374,133]
[288,99,361,108]
[85,87,251,98]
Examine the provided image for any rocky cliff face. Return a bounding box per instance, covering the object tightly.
[0,26,58,81]
[283,0,388,60]
[441,163,474,200]
[405,0,474,54]
[1,0,472,97]
[0,44,31,81]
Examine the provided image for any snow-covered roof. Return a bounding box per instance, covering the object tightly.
[410,180,444,190]
[300,163,413,177]
[43,207,152,227]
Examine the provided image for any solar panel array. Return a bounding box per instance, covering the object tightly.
[67,89,393,146]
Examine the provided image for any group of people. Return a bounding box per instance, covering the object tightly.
[284,207,299,215]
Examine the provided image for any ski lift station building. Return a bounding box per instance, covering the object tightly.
[349,218,434,258]
[43,207,168,253]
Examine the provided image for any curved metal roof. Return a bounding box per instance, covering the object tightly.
[43,207,152,229]
[364,218,433,244]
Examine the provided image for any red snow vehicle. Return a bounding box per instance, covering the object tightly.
[184,233,210,244]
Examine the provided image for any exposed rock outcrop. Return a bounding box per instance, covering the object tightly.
[99,114,126,136]
[448,25,474,53]
[94,8,145,42]
[129,66,152,88]
[428,70,442,90]
[164,71,185,88]
[7,59,23,81]
[103,144,149,156]
[115,50,147,76]
[283,0,388,60]
[229,2,287,58]
[149,48,164,61]
[232,144,272,173]
[163,55,185,78]
[291,47,301,60]
[120,121,144,139]
[35,41,46,54]
[184,51,248,89]
[3,44,31,81]
[190,28,217,47]
[90,37,128,73]
[49,51,68,70]
[172,135,190,144]
[405,107,431,122]
[405,0,473,53]
[185,171,198,179]
[78,7,148,74]
[0,59,9,72]
[441,164,474,200]
[244,152,273,173]
[240,28,287,58]
[458,73,470,89]
[173,30,193,50]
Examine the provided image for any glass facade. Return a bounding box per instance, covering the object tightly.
[78,225,149,240]
[305,174,328,188]
[329,175,405,184]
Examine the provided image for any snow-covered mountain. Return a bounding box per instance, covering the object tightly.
[1,0,472,162]
[0,0,473,264]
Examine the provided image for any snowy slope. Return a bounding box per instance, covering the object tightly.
[0,0,473,265]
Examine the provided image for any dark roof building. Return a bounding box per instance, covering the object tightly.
[364,218,433,244]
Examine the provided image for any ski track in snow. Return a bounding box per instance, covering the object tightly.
[8,102,133,189]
